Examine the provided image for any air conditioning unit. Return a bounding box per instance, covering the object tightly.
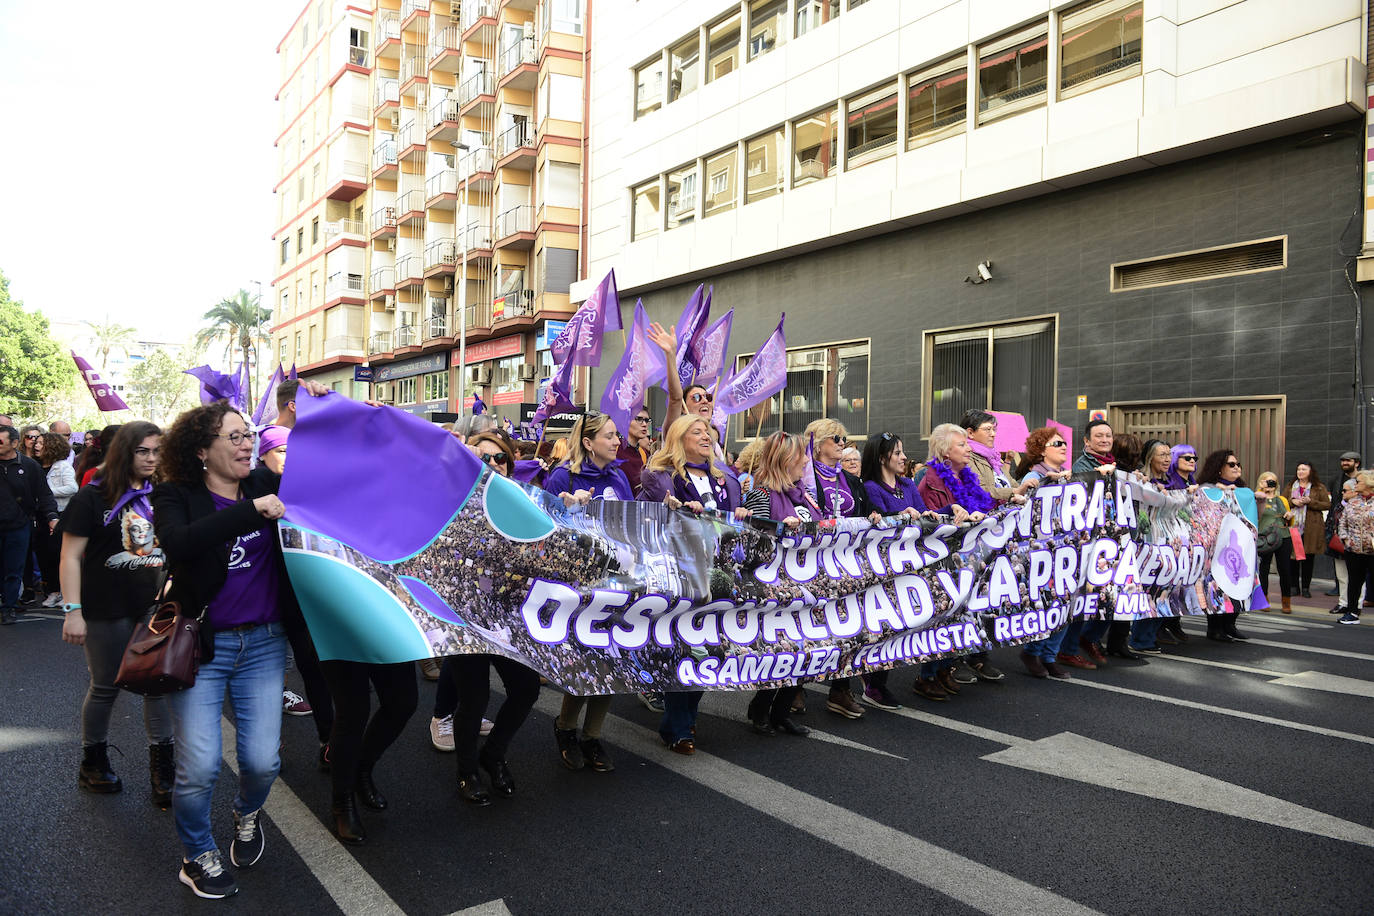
[468,365,492,385]
[443,277,454,293]
[386,238,396,251]
[516,363,536,381]
[373,382,392,400]
[384,295,396,311]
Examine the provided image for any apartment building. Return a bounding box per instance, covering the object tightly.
[271,0,588,420]
[580,0,1371,474]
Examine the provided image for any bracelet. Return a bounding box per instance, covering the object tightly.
[62,603,82,614]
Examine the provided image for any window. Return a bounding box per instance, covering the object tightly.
[666,164,698,229]
[295,331,304,359]
[792,106,837,187]
[281,238,289,264]
[748,0,786,61]
[397,377,417,404]
[632,180,661,240]
[312,163,321,195]
[634,57,663,119]
[296,228,304,254]
[668,34,699,102]
[307,325,316,361]
[704,148,736,216]
[907,59,968,148]
[493,356,523,395]
[297,175,305,204]
[845,83,897,168]
[923,318,1056,434]
[423,370,449,402]
[543,161,580,209]
[541,73,582,121]
[977,24,1049,123]
[706,13,741,83]
[745,128,785,203]
[350,28,368,67]
[794,0,839,38]
[311,217,319,244]
[542,0,583,35]
[734,340,870,440]
[1060,0,1142,96]
[279,338,288,365]
[280,290,289,317]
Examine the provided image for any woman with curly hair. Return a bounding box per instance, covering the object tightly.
[1197,448,1254,642]
[152,402,294,899]
[1014,427,1077,680]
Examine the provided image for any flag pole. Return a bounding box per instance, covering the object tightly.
[754,407,766,441]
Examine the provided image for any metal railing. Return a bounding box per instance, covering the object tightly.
[325,274,365,297]
[466,302,492,328]
[458,71,494,106]
[370,206,397,233]
[465,222,492,249]
[368,331,393,355]
[372,140,397,170]
[458,145,493,179]
[495,121,532,159]
[461,0,494,31]
[494,293,534,320]
[396,255,423,282]
[428,26,460,62]
[424,238,458,269]
[428,97,460,129]
[401,0,430,18]
[397,120,419,149]
[325,218,365,237]
[398,189,426,215]
[401,55,426,83]
[499,35,536,77]
[379,16,400,42]
[374,78,399,107]
[370,266,395,292]
[423,313,449,339]
[495,205,533,238]
[324,335,365,354]
[394,325,419,348]
[426,169,456,199]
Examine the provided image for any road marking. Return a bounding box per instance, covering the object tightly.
[801,725,908,760]
[798,684,1032,748]
[444,900,514,916]
[1242,639,1374,662]
[1267,670,1374,698]
[1057,680,1374,745]
[536,696,1101,916]
[220,718,407,916]
[0,726,66,752]
[1149,655,1285,677]
[982,732,1374,848]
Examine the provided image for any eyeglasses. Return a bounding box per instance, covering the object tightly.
[633,415,651,424]
[133,447,161,458]
[217,431,256,447]
[977,424,997,433]
[1226,460,1242,468]
[828,435,845,445]
[1179,455,1197,461]
[688,392,713,403]
[1048,440,1067,448]
[479,452,510,466]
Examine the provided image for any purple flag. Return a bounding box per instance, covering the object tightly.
[252,364,286,426]
[71,352,129,412]
[669,285,710,391]
[599,300,667,438]
[185,364,247,411]
[531,355,577,427]
[713,314,787,427]
[550,269,621,367]
[472,393,486,416]
[288,363,298,380]
[691,308,733,389]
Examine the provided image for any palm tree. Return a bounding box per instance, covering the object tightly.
[85,319,138,370]
[195,289,271,407]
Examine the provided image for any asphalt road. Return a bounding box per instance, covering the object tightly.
[2,599,1372,916]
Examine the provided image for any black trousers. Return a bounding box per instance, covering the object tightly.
[747,687,799,725]
[1345,553,1372,613]
[450,654,540,775]
[320,660,417,797]
[1291,556,1315,592]
[285,622,334,744]
[1258,539,1293,597]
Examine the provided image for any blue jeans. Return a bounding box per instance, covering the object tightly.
[919,658,953,678]
[659,691,703,744]
[1055,619,1086,657]
[169,623,287,860]
[1080,619,1109,646]
[1129,618,1162,650]
[0,524,31,610]
[1024,619,1072,662]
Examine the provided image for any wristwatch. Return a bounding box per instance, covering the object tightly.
[62,603,82,614]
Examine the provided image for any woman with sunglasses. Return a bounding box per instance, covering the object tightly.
[543,413,631,772]
[1197,449,1256,642]
[450,432,542,803]
[647,321,716,429]
[1283,461,1330,600]
[1254,471,1294,612]
[640,416,750,754]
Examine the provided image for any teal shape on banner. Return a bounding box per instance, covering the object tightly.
[483,473,557,542]
[284,552,430,664]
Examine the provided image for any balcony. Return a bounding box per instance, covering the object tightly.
[428,26,462,72]
[397,188,426,223]
[423,312,449,340]
[466,301,493,331]
[397,120,424,157]
[498,35,537,90]
[426,97,460,143]
[494,205,534,249]
[394,325,420,349]
[424,238,458,273]
[323,335,366,357]
[400,0,430,26]
[378,16,401,52]
[368,331,393,355]
[326,159,368,200]
[465,221,493,254]
[461,0,497,40]
[458,71,494,112]
[325,273,365,301]
[324,218,366,246]
[458,145,494,190]
[370,205,397,237]
[400,55,427,87]
[369,266,396,297]
[495,121,535,169]
[374,77,399,110]
[396,254,423,286]
[493,290,535,323]
[372,138,397,174]
[426,169,457,207]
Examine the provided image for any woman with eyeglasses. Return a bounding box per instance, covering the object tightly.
[1013,427,1077,679]
[960,410,1035,505]
[639,416,750,754]
[1197,449,1257,642]
[59,422,174,806]
[616,408,655,495]
[19,425,44,460]
[543,413,632,772]
[741,431,815,736]
[449,432,542,803]
[152,402,298,898]
[1283,461,1330,600]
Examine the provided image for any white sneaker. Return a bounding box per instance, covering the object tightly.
[480,717,494,737]
[41,592,62,608]
[430,715,454,752]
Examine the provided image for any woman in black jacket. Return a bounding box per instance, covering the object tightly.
[152,402,292,901]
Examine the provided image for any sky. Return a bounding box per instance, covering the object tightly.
[0,1,302,346]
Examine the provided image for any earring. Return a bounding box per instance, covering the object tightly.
[202,461,208,472]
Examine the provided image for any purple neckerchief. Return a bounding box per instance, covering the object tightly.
[767,483,819,523]
[813,459,855,518]
[1165,444,1196,490]
[94,478,153,527]
[676,461,730,510]
[511,459,544,485]
[968,438,1002,472]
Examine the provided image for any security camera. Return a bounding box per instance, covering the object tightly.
[977,261,993,282]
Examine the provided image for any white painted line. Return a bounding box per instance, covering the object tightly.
[1056,680,1374,745]
[1232,625,1286,634]
[536,696,1101,916]
[1267,671,1374,699]
[220,718,407,916]
[1244,639,1374,662]
[1149,655,1282,677]
[0,726,66,752]
[800,683,1032,748]
[983,732,1374,848]
[444,900,514,916]
[801,726,908,760]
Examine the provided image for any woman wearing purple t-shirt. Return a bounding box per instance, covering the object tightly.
[152,403,293,900]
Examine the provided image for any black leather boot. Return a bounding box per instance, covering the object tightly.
[332,792,366,845]
[355,763,387,810]
[149,739,175,809]
[79,742,122,794]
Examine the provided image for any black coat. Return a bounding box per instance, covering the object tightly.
[0,454,58,531]
[812,466,875,519]
[151,467,302,661]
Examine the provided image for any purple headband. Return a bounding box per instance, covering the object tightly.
[258,425,290,455]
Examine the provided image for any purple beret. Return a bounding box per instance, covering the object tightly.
[258,425,290,455]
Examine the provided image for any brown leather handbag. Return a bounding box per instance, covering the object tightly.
[114,583,203,696]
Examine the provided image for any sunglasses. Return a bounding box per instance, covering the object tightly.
[1048,440,1067,448]
[23,435,39,441]
[480,452,510,466]
[1226,460,1242,468]
[1178,454,1196,461]
[827,435,845,445]
[688,392,713,403]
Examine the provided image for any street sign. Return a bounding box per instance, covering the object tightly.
[354,365,374,382]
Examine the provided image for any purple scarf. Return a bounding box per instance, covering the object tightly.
[767,483,820,524]
[928,460,995,513]
[95,478,153,527]
[968,438,1003,473]
[813,460,856,518]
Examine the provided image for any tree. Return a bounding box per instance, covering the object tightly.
[84,318,138,370]
[127,349,198,425]
[0,268,71,419]
[196,289,270,407]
